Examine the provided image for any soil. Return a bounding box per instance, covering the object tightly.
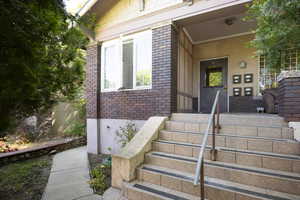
[0,155,53,200]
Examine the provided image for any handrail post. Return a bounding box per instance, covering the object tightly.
[200,157,205,200]
[194,90,220,188]
[216,101,220,134]
[211,111,217,161]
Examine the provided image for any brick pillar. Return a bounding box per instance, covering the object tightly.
[278,71,300,122]
[152,24,178,115]
[86,42,101,154]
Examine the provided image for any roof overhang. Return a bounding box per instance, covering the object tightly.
[76,0,99,17]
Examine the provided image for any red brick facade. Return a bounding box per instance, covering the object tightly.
[86,43,101,119]
[86,24,178,120]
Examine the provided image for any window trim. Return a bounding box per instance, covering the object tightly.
[101,30,152,92]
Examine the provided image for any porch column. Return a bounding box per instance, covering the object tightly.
[278,71,300,141]
[86,42,101,154]
[152,24,178,115]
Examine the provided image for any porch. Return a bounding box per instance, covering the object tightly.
[174,3,262,113]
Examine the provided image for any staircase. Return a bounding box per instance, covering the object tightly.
[122,113,300,200]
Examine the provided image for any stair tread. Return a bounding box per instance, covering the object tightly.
[125,181,201,200]
[167,119,288,128]
[139,164,300,200]
[160,129,297,143]
[170,113,288,127]
[147,151,300,180]
[155,139,300,160]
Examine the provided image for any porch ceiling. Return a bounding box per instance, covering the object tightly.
[176,3,256,44]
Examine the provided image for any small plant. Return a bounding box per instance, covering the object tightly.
[89,165,110,195]
[116,121,137,147]
[64,122,86,137]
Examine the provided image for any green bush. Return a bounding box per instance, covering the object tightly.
[89,164,110,195]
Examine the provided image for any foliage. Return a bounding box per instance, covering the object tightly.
[0,141,18,153]
[136,69,151,87]
[116,121,137,147]
[89,164,111,195]
[0,0,89,133]
[64,92,86,137]
[0,156,52,200]
[247,0,300,70]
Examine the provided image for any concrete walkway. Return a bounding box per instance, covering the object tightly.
[42,146,101,200]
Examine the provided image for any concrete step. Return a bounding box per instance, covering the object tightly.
[153,140,300,173]
[145,152,300,195]
[123,181,200,200]
[138,164,300,200]
[159,130,300,155]
[171,113,288,127]
[165,120,293,139]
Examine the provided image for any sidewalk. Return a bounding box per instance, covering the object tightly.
[42,146,101,200]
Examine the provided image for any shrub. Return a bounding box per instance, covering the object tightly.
[89,164,110,195]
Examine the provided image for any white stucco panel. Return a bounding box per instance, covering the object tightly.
[100,119,146,154]
[87,119,100,154]
[289,122,300,142]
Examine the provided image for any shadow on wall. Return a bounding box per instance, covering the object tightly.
[51,102,81,136]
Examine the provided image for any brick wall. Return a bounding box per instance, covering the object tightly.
[86,24,178,120]
[229,96,263,113]
[86,43,101,119]
[278,77,300,121]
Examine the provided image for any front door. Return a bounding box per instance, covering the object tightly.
[200,58,228,113]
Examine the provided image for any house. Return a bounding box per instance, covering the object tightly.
[82,1,300,199]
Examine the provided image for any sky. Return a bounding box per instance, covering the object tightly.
[64,0,88,14]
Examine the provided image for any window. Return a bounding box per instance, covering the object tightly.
[122,40,134,89]
[259,49,299,93]
[143,0,183,12]
[259,55,279,93]
[134,31,152,88]
[282,49,299,71]
[102,42,120,91]
[101,30,152,91]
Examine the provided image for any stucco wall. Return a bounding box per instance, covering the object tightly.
[99,119,146,154]
[192,34,258,98]
[94,0,182,34]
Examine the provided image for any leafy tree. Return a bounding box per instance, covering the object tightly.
[0,0,89,134]
[247,0,300,70]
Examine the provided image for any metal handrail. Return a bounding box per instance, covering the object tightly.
[193,90,221,199]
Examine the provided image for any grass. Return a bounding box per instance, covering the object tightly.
[0,156,52,200]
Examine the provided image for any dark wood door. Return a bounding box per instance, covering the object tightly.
[200,58,228,113]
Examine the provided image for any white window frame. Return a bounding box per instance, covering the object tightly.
[101,30,152,92]
[140,0,183,13]
[101,39,122,92]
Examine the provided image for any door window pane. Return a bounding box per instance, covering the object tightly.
[206,68,223,87]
